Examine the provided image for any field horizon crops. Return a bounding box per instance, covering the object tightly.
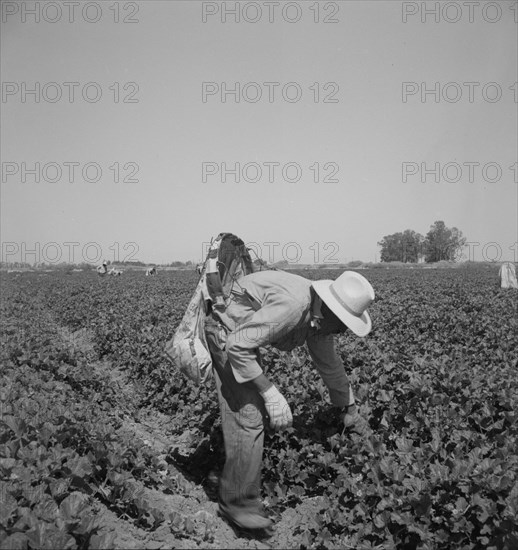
[1,266,517,549]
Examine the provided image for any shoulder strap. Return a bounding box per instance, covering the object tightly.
[205,233,227,312]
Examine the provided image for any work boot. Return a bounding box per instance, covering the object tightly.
[218,504,274,539]
[219,507,272,529]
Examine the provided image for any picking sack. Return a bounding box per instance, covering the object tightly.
[165,232,265,384]
[164,274,212,384]
[499,262,518,289]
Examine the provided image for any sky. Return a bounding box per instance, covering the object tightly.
[1,0,517,265]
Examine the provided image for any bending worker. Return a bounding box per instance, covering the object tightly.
[204,268,375,533]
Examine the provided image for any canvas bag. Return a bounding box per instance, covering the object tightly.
[499,262,518,289]
[165,271,213,384]
[165,233,264,384]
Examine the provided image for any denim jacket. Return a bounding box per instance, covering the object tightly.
[222,270,351,407]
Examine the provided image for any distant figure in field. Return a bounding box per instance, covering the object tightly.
[146,266,157,277]
[196,262,204,275]
[97,261,108,276]
[109,268,123,276]
[499,262,517,289]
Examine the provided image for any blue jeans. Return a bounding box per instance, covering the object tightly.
[204,315,267,521]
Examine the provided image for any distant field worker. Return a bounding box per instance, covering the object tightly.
[499,262,517,289]
[204,269,375,533]
[146,266,157,276]
[96,261,108,276]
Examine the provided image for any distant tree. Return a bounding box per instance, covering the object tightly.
[424,221,466,262]
[378,229,424,262]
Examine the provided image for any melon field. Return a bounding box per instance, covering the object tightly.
[1,266,517,549]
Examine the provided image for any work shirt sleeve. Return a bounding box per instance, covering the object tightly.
[226,294,306,383]
[306,334,352,407]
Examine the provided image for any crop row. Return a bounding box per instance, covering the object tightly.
[1,266,517,549]
[0,277,208,548]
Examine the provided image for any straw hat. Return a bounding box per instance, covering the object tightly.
[312,271,375,337]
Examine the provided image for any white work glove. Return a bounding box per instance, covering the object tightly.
[261,385,293,431]
[341,403,369,435]
[342,403,361,428]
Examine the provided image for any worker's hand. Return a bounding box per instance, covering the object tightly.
[261,385,293,431]
[341,404,368,435]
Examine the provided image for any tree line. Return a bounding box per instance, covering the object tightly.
[377,221,466,263]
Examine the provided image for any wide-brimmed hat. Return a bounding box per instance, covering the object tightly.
[312,271,375,337]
